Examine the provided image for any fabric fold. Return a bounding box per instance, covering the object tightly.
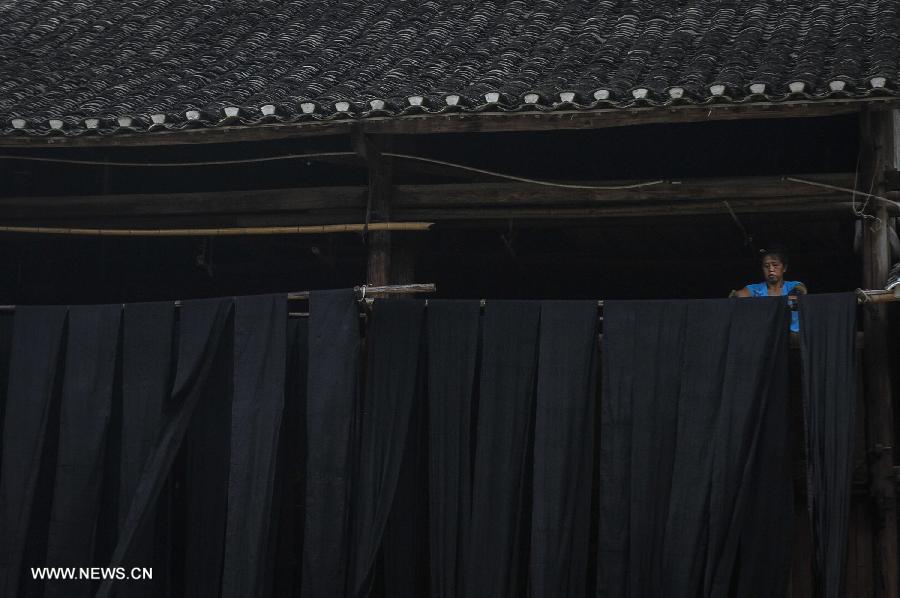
[44,305,122,598]
[0,306,68,598]
[302,289,360,598]
[271,317,309,597]
[598,298,793,598]
[184,302,234,598]
[0,312,12,465]
[530,301,597,598]
[119,301,176,598]
[350,299,425,597]
[426,300,480,598]
[97,297,233,598]
[221,294,287,598]
[799,293,858,598]
[464,301,541,598]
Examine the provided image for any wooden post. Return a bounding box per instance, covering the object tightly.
[860,108,899,598]
[353,131,420,291]
[389,234,417,286]
[353,131,395,288]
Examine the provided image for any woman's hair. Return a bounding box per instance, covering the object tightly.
[759,244,789,266]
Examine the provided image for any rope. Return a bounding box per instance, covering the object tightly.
[382,152,666,190]
[0,151,666,191]
[785,176,900,212]
[0,151,356,167]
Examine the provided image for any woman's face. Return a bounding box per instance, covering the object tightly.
[761,254,786,284]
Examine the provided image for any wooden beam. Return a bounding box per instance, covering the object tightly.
[392,174,856,207]
[0,173,856,220]
[393,198,864,221]
[893,110,900,173]
[0,99,896,148]
[0,186,366,218]
[860,107,899,598]
[0,198,856,232]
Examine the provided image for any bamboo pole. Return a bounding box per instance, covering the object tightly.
[0,283,437,312]
[0,286,895,313]
[0,222,433,237]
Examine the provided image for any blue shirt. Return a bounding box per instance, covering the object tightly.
[746,281,802,332]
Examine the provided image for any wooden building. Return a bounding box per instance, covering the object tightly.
[0,1,897,596]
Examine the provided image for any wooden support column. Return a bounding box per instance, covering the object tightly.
[354,131,419,290]
[353,131,394,288]
[860,108,899,598]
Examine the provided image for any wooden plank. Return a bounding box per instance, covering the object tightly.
[392,174,854,207]
[859,108,899,598]
[0,186,367,218]
[393,199,865,221]
[0,198,854,231]
[893,109,900,173]
[0,99,895,148]
[0,173,855,219]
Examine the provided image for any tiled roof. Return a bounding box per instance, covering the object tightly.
[0,0,898,137]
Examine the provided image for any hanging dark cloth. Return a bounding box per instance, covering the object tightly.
[799,293,858,598]
[382,302,430,598]
[302,289,361,598]
[0,312,13,466]
[0,306,68,597]
[97,297,232,598]
[530,301,597,598]
[42,305,121,598]
[221,294,287,598]
[271,317,310,597]
[383,382,430,598]
[118,301,176,598]
[349,299,425,597]
[598,298,793,598]
[425,300,480,598]
[464,301,540,598]
[185,303,234,598]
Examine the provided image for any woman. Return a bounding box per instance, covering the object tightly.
[733,246,807,332]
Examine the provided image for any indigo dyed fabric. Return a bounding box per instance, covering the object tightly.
[0,312,12,467]
[464,301,541,598]
[185,306,234,598]
[271,317,310,597]
[350,299,425,597]
[221,294,287,598]
[799,293,858,598]
[302,290,360,598]
[0,306,67,597]
[119,301,175,598]
[98,297,232,598]
[383,392,430,598]
[426,300,480,598]
[598,298,792,598]
[44,305,121,598]
[531,301,597,598]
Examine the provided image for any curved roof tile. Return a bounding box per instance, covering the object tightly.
[0,0,897,136]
